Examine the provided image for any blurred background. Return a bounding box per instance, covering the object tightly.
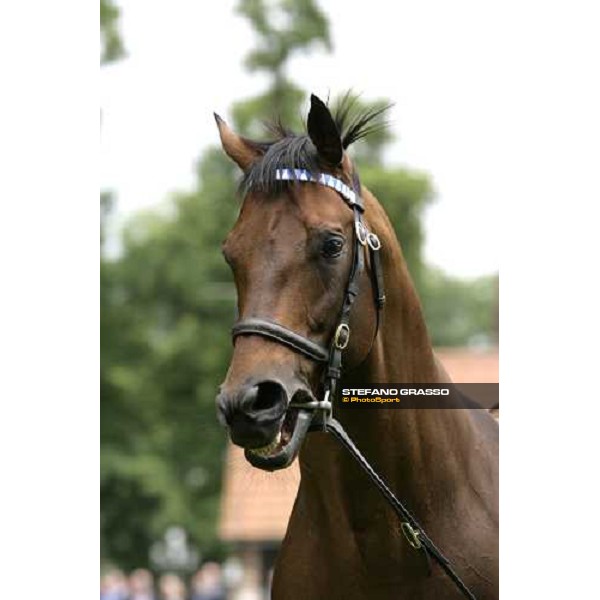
[100,1,498,598]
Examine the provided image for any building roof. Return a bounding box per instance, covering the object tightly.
[436,347,499,383]
[218,347,498,542]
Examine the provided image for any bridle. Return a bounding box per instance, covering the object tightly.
[232,168,386,423]
[230,168,478,600]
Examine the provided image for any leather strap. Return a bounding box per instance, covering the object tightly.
[326,418,478,600]
[323,205,366,400]
[369,241,386,309]
[232,318,329,363]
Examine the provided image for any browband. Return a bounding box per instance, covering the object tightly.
[275,169,364,210]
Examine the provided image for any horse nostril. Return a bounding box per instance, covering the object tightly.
[218,381,289,448]
[240,385,259,411]
[241,381,287,417]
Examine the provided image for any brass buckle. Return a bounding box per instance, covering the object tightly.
[334,324,350,350]
[401,522,423,550]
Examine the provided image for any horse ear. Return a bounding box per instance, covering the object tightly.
[307,94,343,166]
[214,113,260,171]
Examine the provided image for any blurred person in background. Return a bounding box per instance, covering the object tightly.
[158,573,187,600]
[128,568,156,600]
[101,569,129,600]
[191,562,225,600]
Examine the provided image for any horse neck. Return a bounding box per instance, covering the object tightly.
[300,187,479,517]
[356,185,441,383]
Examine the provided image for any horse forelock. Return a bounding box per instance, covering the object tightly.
[238,93,390,200]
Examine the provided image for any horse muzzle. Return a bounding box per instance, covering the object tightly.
[216,380,316,471]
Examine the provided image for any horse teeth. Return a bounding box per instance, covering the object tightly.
[250,434,280,457]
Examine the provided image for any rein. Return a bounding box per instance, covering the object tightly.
[231,168,478,600]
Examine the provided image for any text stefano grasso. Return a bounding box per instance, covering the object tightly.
[342,387,451,396]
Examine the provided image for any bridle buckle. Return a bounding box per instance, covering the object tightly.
[367,232,381,251]
[333,323,350,350]
[401,522,423,550]
[355,221,368,246]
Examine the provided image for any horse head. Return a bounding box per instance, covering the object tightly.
[215,94,382,470]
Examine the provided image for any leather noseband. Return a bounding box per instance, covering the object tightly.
[232,318,329,363]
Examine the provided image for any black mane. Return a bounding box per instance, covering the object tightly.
[240,93,391,197]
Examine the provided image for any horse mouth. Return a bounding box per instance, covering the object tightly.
[244,404,313,471]
[247,407,299,458]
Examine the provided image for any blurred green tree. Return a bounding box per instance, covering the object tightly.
[420,269,498,347]
[100,0,336,569]
[101,0,125,64]
[360,160,433,291]
[101,154,239,569]
[233,0,330,136]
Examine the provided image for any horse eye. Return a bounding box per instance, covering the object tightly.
[321,236,344,258]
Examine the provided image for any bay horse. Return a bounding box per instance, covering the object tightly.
[215,94,498,599]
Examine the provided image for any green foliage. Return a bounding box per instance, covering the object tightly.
[233,0,330,136]
[101,151,238,568]
[100,0,125,64]
[101,3,336,567]
[420,269,498,347]
[238,0,330,72]
[359,165,433,288]
[233,83,306,138]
